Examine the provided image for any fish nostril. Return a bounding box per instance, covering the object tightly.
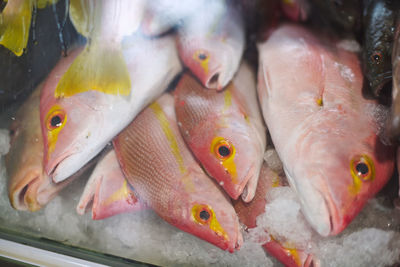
[207,73,220,89]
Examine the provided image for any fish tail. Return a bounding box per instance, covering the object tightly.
[55,42,131,98]
[0,0,33,56]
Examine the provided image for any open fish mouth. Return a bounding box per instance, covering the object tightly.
[10,172,41,211]
[370,73,392,96]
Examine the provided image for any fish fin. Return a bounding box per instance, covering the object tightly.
[55,43,131,98]
[69,0,95,37]
[35,0,58,9]
[0,0,33,56]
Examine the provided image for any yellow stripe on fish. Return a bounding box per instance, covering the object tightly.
[45,105,67,158]
[150,102,186,174]
[103,179,131,206]
[191,204,229,241]
[211,136,238,183]
[348,154,375,195]
[193,50,209,75]
[54,43,131,98]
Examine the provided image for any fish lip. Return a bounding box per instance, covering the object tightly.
[369,73,392,95]
[10,173,41,211]
[283,167,333,236]
[240,164,256,202]
[46,151,76,183]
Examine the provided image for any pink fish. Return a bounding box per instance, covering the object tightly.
[234,162,317,267]
[6,84,73,211]
[113,93,242,252]
[257,24,395,236]
[174,63,266,202]
[40,34,181,183]
[176,0,245,90]
[77,149,144,220]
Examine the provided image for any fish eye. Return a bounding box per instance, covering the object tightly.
[370,52,383,65]
[198,53,207,61]
[46,108,66,131]
[192,204,213,225]
[194,50,209,61]
[350,155,375,181]
[213,139,234,160]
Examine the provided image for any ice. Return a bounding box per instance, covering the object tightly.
[0,129,10,156]
[254,187,314,250]
[337,39,361,53]
[317,228,400,267]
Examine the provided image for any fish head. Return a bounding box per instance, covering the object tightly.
[39,49,106,182]
[7,117,45,211]
[175,76,264,200]
[177,37,231,90]
[175,168,243,252]
[6,87,71,211]
[40,90,104,183]
[187,117,262,201]
[286,124,394,236]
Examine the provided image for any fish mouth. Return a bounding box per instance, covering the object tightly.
[369,73,392,96]
[46,151,76,183]
[205,68,223,90]
[9,171,42,212]
[241,164,257,203]
[284,167,336,236]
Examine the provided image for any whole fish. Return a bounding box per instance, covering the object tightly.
[77,149,143,220]
[113,93,242,252]
[40,34,182,183]
[308,0,361,31]
[174,63,266,202]
[6,84,73,212]
[234,162,317,267]
[176,0,245,90]
[362,0,399,97]
[0,0,57,56]
[257,24,395,236]
[387,20,400,142]
[60,0,146,98]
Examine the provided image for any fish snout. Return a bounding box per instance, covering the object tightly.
[9,169,43,212]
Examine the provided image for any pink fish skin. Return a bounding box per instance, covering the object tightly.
[234,162,317,267]
[6,84,73,212]
[113,93,242,252]
[257,24,395,236]
[176,1,245,90]
[77,149,143,220]
[174,63,266,202]
[40,34,181,183]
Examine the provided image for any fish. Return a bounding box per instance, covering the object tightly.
[257,24,395,236]
[176,0,245,90]
[77,149,144,220]
[6,83,73,212]
[59,0,146,97]
[386,19,400,143]
[362,0,399,97]
[40,34,182,183]
[234,161,317,267]
[0,0,57,56]
[113,93,243,252]
[308,0,361,31]
[280,0,310,22]
[174,62,266,202]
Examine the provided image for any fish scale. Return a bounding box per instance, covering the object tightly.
[113,93,242,252]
